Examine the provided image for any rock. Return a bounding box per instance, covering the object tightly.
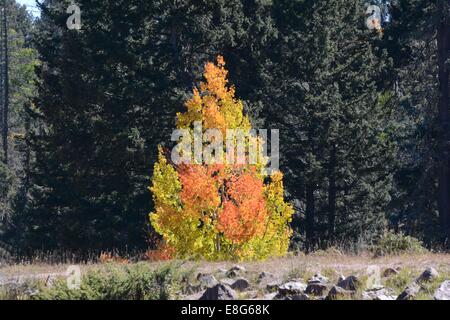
[362,287,396,300]
[397,282,420,300]
[308,273,329,284]
[277,281,307,296]
[226,265,246,278]
[337,275,360,291]
[304,273,330,296]
[326,286,354,300]
[199,284,237,300]
[305,282,330,296]
[285,293,309,300]
[434,280,450,300]
[266,281,282,293]
[417,267,439,283]
[258,272,276,282]
[231,278,250,291]
[197,273,219,288]
[230,265,246,272]
[383,268,399,277]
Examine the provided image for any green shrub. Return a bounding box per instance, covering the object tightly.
[373,232,426,257]
[34,262,181,300]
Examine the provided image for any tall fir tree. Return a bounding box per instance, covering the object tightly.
[265,0,396,250]
[23,0,277,251]
[383,0,450,245]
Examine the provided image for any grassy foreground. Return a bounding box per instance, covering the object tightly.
[1,252,449,300]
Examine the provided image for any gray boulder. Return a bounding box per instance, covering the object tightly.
[337,275,360,291]
[231,278,250,292]
[197,273,219,288]
[326,285,354,300]
[226,265,246,278]
[383,268,399,278]
[434,280,450,300]
[417,267,439,283]
[308,273,329,284]
[305,273,330,296]
[278,281,307,296]
[199,284,237,300]
[285,293,309,300]
[266,281,282,293]
[305,282,330,296]
[258,272,276,282]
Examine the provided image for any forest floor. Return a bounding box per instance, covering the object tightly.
[2,251,450,277]
[1,251,450,300]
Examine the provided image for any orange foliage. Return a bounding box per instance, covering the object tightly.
[99,252,129,264]
[150,56,294,260]
[218,170,268,243]
[145,241,175,262]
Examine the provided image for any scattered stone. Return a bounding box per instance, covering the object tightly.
[397,282,420,300]
[308,273,329,284]
[285,293,309,300]
[305,273,330,296]
[266,281,282,293]
[383,268,399,278]
[230,265,246,272]
[362,287,396,300]
[337,275,360,291]
[326,286,354,300]
[231,278,250,291]
[305,282,330,296]
[258,272,276,282]
[197,273,219,288]
[277,281,307,296]
[417,267,439,283]
[434,280,450,300]
[226,265,246,278]
[199,284,237,300]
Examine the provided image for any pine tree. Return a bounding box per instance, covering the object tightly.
[0,0,37,241]
[383,0,450,244]
[266,0,396,249]
[24,0,277,251]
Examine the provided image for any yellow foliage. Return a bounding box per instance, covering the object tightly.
[150,57,294,261]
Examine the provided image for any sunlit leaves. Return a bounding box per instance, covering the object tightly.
[150,57,293,260]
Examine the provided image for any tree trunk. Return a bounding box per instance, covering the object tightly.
[1,6,8,165]
[305,183,315,251]
[328,145,337,245]
[437,15,450,242]
[437,12,450,239]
